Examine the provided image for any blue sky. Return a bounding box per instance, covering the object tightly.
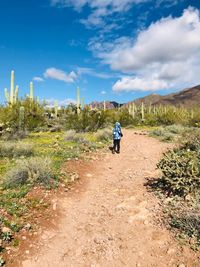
[0,0,200,105]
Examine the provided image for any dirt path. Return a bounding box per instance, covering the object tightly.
[14,130,199,267]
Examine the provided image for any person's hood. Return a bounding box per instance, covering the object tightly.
[114,122,121,128]
[115,121,121,127]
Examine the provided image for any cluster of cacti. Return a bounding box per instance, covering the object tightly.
[4,71,36,106]
[127,102,196,124]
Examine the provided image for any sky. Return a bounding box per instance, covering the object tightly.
[0,0,200,106]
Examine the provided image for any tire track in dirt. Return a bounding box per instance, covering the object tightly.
[13,130,200,267]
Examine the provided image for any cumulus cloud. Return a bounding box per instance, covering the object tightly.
[113,77,169,92]
[93,7,200,91]
[33,76,44,82]
[99,8,200,71]
[44,68,77,83]
[100,90,107,95]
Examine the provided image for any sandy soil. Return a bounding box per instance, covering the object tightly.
[12,130,200,267]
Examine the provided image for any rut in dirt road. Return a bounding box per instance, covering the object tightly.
[15,130,199,267]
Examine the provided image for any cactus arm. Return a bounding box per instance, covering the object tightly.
[14,85,19,103]
[81,97,84,110]
[10,70,14,105]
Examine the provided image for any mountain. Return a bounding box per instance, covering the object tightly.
[88,84,200,109]
[128,84,200,108]
[89,101,122,109]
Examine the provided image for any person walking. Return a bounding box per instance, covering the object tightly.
[112,122,123,154]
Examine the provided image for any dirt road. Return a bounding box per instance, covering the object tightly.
[15,130,199,267]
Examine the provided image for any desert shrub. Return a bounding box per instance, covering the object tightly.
[0,142,33,158]
[165,124,185,134]
[160,132,174,142]
[65,108,107,132]
[158,148,200,196]
[4,157,53,188]
[0,98,45,133]
[170,210,200,244]
[149,127,165,137]
[64,130,77,141]
[95,127,112,142]
[181,129,200,151]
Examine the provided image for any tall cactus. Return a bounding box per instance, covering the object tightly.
[131,103,135,118]
[30,82,34,101]
[54,100,58,117]
[10,70,14,105]
[14,85,19,103]
[19,106,25,130]
[81,97,84,110]
[77,87,81,115]
[141,102,145,121]
[4,70,19,105]
[103,100,106,111]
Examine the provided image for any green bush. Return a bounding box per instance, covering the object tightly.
[158,148,200,196]
[95,128,112,142]
[0,98,45,133]
[0,142,33,158]
[181,129,200,151]
[4,157,54,188]
[165,124,185,134]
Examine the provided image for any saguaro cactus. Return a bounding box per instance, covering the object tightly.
[14,85,19,103]
[103,101,106,111]
[10,70,14,104]
[54,100,58,117]
[30,82,34,101]
[77,87,81,114]
[19,106,25,130]
[81,97,84,110]
[131,103,135,118]
[4,70,19,105]
[141,102,145,121]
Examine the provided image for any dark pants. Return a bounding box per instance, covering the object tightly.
[113,139,120,153]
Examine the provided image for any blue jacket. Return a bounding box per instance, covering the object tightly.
[113,122,122,140]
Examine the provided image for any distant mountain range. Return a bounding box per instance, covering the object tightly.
[89,84,200,109]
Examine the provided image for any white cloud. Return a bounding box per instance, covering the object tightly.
[44,68,77,83]
[100,90,107,95]
[45,98,76,108]
[99,8,200,71]
[51,0,148,27]
[113,76,169,92]
[92,7,200,92]
[77,67,114,79]
[33,76,44,82]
